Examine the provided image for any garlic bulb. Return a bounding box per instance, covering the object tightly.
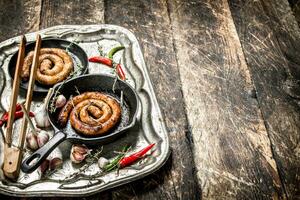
[98,157,109,169]
[35,105,51,128]
[70,144,90,164]
[37,130,49,148]
[26,131,39,150]
[55,95,67,108]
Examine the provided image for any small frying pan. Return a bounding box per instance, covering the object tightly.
[21,74,139,173]
[8,39,88,94]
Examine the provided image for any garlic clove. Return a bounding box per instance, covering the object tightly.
[73,144,89,154]
[47,145,63,170]
[26,131,39,150]
[70,144,90,164]
[49,158,63,170]
[55,95,67,108]
[98,157,109,169]
[70,152,85,164]
[35,105,51,128]
[40,160,49,174]
[37,130,50,148]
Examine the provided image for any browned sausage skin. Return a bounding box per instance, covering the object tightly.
[58,92,121,136]
[21,48,73,85]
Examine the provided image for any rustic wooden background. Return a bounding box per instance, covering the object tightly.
[0,0,300,199]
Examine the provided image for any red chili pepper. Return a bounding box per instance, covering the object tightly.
[89,56,112,66]
[119,143,155,168]
[0,103,23,125]
[89,56,126,81]
[0,112,8,127]
[116,64,126,80]
[0,111,34,127]
[15,104,22,111]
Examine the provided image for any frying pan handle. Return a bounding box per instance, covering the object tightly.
[21,131,66,173]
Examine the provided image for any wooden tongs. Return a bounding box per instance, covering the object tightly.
[2,34,41,180]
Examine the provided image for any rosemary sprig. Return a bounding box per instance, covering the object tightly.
[75,86,81,95]
[120,91,124,107]
[65,39,78,53]
[112,59,122,93]
[104,145,131,172]
[49,82,64,113]
[97,42,105,56]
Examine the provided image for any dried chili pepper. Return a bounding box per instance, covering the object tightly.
[89,56,126,80]
[108,46,125,59]
[15,104,22,111]
[102,144,155,172]
[0,110,35,127]
[0,113,8,127]
[116,64,126,81]
[89,56,112,66]
[119,143,155,168]
[0,103,22,126]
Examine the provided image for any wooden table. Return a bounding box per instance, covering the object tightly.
[0,0,299,199]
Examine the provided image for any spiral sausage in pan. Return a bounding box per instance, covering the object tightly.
[58,92,121,136]
[21,48,73,85]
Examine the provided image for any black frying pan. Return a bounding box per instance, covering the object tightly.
[21,74,139,173]
[8,39,88,94]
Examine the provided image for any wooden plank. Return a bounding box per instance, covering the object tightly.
[0,0,41,42]
[167,0,285,198]
[40,0,104,28]
[228,0,300,198]
[104,0,201,199]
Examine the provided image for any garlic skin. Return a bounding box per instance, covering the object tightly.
[35,105,51,128]
[37,130,49,148]
[98,157,109,169]
[55,95,67,108]
[70,144,90,164]
[48,146,63,170]
[49,158,63,170]
[26,131,39,150]
[40,160,49,174]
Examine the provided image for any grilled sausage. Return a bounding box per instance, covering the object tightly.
[58,92,121,136]
[21,48,73,85]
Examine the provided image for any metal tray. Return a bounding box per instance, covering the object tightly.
[0,25,170,197]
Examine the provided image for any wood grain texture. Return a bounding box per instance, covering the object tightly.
[0,0,299,199]
[105,0,200,199]
[167,0,285,199]
[229,0,300,198]
[0,0,41,42]
[40,0,104,28]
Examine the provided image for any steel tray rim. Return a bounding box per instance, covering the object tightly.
[0,24,170,197]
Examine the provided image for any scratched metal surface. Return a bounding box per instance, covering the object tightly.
[0,25,170,197]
